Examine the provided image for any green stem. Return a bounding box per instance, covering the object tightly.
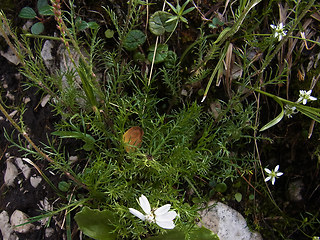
[22,33,71,41]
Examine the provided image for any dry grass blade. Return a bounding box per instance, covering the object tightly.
[224,42,233,98]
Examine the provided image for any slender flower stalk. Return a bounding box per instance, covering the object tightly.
[264,165,283,185]
[129,194,177,229]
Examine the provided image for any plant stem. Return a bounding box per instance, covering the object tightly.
[0,102,89,190]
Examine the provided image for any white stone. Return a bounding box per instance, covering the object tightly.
[30,175,42,188]
[45,227,55,238]
[198,201,262,240]
[0,211,17,240]
[0,47,20,65]
[41,40,54,71]
[4,159,18,187]
[69,155,78,164]
[41,94,51,107]
[10,210,34,233]
[15,157,31,179]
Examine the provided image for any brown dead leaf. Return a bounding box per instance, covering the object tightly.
[123,126,144,153]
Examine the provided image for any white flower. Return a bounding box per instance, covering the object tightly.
[129,194,177,229]
[264,165,283,185]
[284,105,298,118]
[297,90,317,105]
[270,23,287,41]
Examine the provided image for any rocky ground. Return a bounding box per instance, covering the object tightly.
[1,1,320,240]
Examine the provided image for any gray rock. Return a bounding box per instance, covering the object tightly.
[4,159,18,187]
[15,157,31,179]
[0,211,18,240]
[0,47,20,65]
[41,40,55,71]
[199,201,262,240]
[45,227,55,238]
[30,175,42,188]
[288,179,304,202]
[10,210,34,233]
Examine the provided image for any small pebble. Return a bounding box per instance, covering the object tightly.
[30,175,42,188]
[4,159,18,187]
[10,210,34,233]
[15,157,31,179]
[0,210,17,240]
[45,227,55,238]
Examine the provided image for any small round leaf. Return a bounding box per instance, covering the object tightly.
[149,11,177,35]
[31,22,44,34]
[215,182,227,193]
[87,21,99,30]
[235,192,242,202]
[147,43,168,64]
[19,7,37,19]
[123,30,146,51]
[105,29,114,38]
[58,181,71,192]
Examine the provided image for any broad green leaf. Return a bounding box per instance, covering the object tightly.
[148,44,168,64]
[58,181,71,192]
[133,52,145,62]
[164,50,177,68]
[88,21,99,29]
[215,182,227,193]
[76,17,89,31]
[18,7,37,19]
[149,11,177,35]
[146,226,219,240]
[38,5,54,16]
[74,207,117,240]
[123,30,146,51]
[209,18,224,29]
[235,193,242,202]
[146,230,185,240]
[260,98,284,131]
[37,0,49,10]
[31,22,44,34]
[189,226,219,240]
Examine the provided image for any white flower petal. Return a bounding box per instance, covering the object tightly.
[156,210,177,222]
[154,204,171,216]
[265,176,271,182]
[270,24,276,29]
[129,208,146,221]
[303,99,307,105]
[310,96,317,101]
[156,220,175,229]
[277,172,283,176]
[274,165,279,172]
[307,90,312,95]
[271,177,276,185]
[264,168,271,174]
[139,195,151,214]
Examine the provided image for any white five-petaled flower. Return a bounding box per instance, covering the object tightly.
[264,165,283,185]
[297,90,317,105]
[270,23,287,41]
[129,194,177,229]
